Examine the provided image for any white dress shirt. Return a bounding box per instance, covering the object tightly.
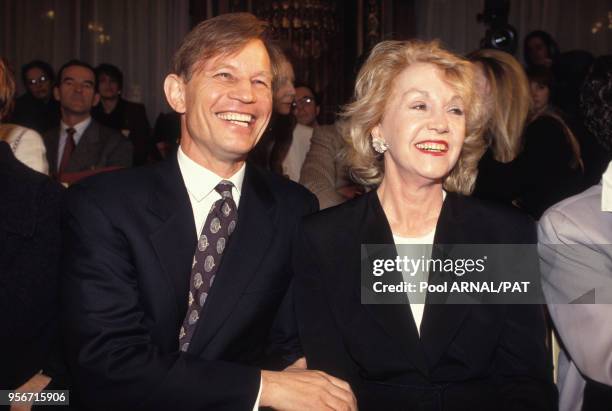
[56,117,92,171]
[176,147,262,409]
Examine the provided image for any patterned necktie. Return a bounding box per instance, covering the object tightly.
[179,180,238,352]
[58,127,76,175]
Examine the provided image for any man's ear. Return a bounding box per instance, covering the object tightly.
[53,86,60,102]
[164,74,186,114]
[315,105,320,116]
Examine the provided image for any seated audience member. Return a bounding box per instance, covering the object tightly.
[92,63,153,165]
[43,60,132,183]
[253,46,296,171]
[524,30,560,70]
[10,60,60,134]
[468,49,530,207]
[284,40,556,410]
[519,66,585,219]
[299,122,363,208]
[0,58,48,174]
[539,55,612,411]
[292,84,320,128]
[152,110,180,159]
[61,13,355,410]
[0,58,65,405]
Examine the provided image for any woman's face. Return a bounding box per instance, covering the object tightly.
[372,62,466,186]
[529,81,550,112]
[273,60,296,115]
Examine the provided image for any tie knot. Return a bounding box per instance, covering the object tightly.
[66,127,76,137]
[214,180,234,200]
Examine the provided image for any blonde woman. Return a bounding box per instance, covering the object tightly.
[282,40,555,410]
[0,58,49,174]
[468,49,531,205]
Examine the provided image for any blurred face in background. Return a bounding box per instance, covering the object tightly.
[529,81,550,113]
[526,37,550,67]
[25,67,52,100]
[292,86,319,127]
[273,60,295,115]
[98,73,121,100]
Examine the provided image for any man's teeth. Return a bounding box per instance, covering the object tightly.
[216,112,253,126]
[415,142,447,152]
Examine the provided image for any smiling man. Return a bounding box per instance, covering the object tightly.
[62,13,356,411]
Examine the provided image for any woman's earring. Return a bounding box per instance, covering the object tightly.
[372,137,389,154]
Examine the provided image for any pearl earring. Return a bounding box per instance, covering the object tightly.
[372,137,388,154]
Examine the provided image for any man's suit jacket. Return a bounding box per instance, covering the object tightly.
[0,142,64,389]
[61,155,318,410]
[286,190,556,411]
[539,182,612,411]
[43,119,133,175]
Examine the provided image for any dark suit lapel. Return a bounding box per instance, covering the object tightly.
[420,192,472,368]
[69,120,101,171]
[360,191,429,375]
[147,156,197,327]
[188,163,276,353]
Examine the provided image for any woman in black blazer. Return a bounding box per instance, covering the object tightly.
[284,40,556,410]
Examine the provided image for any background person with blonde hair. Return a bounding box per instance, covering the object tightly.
[468,48,531,207]
[0,57,49,174]
[281,40,556,410]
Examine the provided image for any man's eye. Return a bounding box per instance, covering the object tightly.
[215,72,233,80]
[253,79,269,88]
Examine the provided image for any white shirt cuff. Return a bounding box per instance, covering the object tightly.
[252,375,262,410]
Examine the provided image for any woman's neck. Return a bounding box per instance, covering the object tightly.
[377,175,444,238]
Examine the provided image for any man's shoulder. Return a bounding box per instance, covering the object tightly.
[66,162,162,206]
[89,120,126,142]
[539,184,604,240]
[248,163,317,209]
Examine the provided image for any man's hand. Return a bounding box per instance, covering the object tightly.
[260,368,357,411]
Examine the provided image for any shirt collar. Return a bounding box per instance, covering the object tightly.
[602,160,612,212]
[177,146,245,203]
[61,117,92,144]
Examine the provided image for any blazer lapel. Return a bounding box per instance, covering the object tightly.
[360,191,429,375]
[420,193,472,368]
[147,156,197,328]
[188,163,276,353]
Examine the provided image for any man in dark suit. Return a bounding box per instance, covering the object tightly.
[43,60,132,180]
[62,13,356,411]
[92,63,153,166]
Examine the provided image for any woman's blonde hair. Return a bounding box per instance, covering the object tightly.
[468,49,531,163]
[340,40,487,194]
[0,57,16,121]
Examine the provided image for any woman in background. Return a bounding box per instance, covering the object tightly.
[519,66,585,218]
[468,49,531,206]
[0,57,49,174]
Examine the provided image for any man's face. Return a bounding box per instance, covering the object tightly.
[25,67,51,100]
[292,86,319,127]
[54,65,99,117]
[166,39,273,166]
[98,73,121,100]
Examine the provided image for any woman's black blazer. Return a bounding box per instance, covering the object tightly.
[289,190,557,411]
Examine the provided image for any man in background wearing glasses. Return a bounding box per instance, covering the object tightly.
[11,60,61,134]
